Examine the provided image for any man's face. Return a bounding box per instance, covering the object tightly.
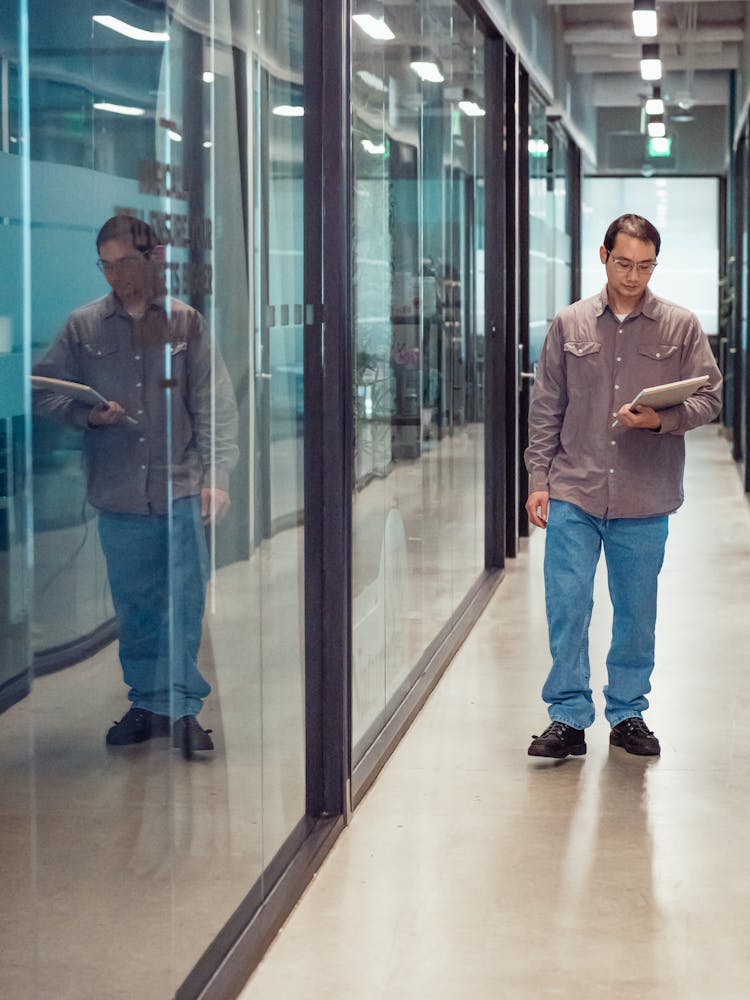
[98,236,151,301]
[599,233,657,306]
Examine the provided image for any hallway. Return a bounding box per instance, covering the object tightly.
[241,425,750,1000]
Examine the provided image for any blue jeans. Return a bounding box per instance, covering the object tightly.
[97,496,211,719]
[542,499,669,729]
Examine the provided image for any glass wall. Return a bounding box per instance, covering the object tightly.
[0,1,31,724]
[1,0,547,991]
[350,0,487,759]
[581,176,720,335]
[528,101,572,368]
[1,1,305,996]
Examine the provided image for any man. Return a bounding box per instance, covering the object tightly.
[525,213,721,759]
[33,215,238,755]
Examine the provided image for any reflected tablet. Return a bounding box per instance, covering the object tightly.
[629,375,710,411]
[31,375,139,425]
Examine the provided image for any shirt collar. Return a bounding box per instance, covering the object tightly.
[596,284,659,321]
[104,291,167,319]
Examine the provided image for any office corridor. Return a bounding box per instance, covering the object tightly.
[241,424,750,1000]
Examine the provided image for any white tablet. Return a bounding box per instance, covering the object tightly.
[31,375,109,406]
[629,375,711,411]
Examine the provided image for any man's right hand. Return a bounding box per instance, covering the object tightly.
[526,490,550,529]
[88,401,126,426]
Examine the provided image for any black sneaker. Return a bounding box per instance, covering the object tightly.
[172,715,214,755]
[106,707,171,746]
[610,718,660,756]
[528,721,586,758]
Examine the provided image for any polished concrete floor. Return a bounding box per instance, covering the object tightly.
[241,425,750,1000]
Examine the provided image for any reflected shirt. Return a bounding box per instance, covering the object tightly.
[33,292,239,515]
[524,285,722,519]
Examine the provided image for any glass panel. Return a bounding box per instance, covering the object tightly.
[0,11,31,701]
[253,7,306,867]
[528,94,548,365]
[582,177,720,334]
[2,0,305,995]
[528,103,571,368]
[351,0,486,758]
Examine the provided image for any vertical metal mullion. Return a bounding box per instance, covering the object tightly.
[303,0,352,821]
[517,69,530,540]
[483,33,506,570]
[567,139,582,306]
[503,48,519,558]
[734,129,746,464]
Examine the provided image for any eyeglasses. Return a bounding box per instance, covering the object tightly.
[97,253,150,274]
[606,252,658,274]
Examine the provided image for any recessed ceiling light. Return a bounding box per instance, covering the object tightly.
[632,0,657,38]
[92,15,169,43]
[352,14,395,41]
[93,101,146,116]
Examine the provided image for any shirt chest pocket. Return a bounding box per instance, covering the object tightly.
[80,339,121,395]
[637,342,680,380]
[82,339,119,361]
[563,340,602,389]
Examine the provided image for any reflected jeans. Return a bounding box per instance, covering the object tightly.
[97,496,211,719]
[542,499,669,729]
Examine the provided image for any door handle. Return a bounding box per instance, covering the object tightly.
[520,371,535,382]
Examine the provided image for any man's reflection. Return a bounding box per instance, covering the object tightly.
[33,215,238,756]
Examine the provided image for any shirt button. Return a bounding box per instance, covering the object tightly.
[137,409,143,415]
[616,356,622,362]
[656,352,661,358]
[618,328,623,334]
[134,354,141,360]
[611,440,616,446]
[609,468,615,474]
[139,436,145,443]
[614,384,620,390]
[140,464,146,470]
[136,381,142,388]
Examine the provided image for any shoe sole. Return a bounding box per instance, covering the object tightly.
[172,738,214,752]
[106,725,171,746]
[528,742,586,759]
[609,735,660,756]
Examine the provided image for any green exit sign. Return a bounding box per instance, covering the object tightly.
[647,136,672,157]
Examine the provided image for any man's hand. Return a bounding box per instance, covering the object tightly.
[526,490,550,529]
[201,486,230,524]
[88,401,126,426]
[614,403,661,431]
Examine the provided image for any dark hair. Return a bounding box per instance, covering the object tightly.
[96,215,158,255]
[603,214,661,257]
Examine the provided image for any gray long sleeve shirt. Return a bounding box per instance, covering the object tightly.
[524,285,722,519]
[33,292,239,515]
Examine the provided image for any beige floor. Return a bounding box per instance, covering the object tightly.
[240,424,750,1000]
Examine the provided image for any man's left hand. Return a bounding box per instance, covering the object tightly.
[615,403,661,431]
[201,487,231,524]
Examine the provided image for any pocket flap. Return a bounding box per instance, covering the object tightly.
[637,343,679,361]
[563,341,601,357]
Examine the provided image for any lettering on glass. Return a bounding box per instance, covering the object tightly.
[113,157,215,298]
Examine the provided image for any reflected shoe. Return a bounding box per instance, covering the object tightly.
[172,715,214,754]
[610,717,660,756]
[528,721,586,758]
[106,708,171,746]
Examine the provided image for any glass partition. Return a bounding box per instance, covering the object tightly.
[581,176,720,334]
[350,0,486,759]
[1,1,305,995]
[528,102,571,368]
